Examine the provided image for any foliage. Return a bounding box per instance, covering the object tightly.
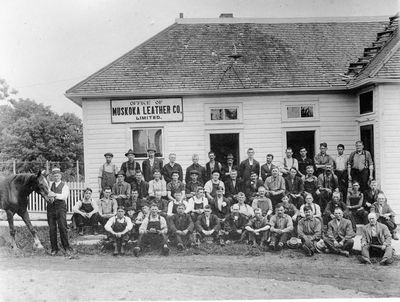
[0,78,83,177]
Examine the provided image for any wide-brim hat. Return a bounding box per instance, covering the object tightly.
[190,170,200,175]
[116,170,125,176]
[287,237,301,249]
[125,149,135,156]
[51,167,61,174]
[104,152,113,157]
[147,147,157,152]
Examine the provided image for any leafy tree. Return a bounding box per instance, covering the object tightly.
[0,78,83,179]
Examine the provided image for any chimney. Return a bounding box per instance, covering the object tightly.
[219,13,233,18]
[179,12,184,19]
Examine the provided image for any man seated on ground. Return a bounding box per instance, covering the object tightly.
[371,193,398,240]
[167,191,186,217]
[132,205,150,240]
[148,170,167,198]
[185,170,203,200]
[195,205,222,246]
[209,186,230,222]
[299,194,321,221]
[149,191,169,218]
[104,206,133,256]
[186,187,209,222]
[112,171,131,207]
[251,186,273,219]
[285,167,304,208]
[233,192,255,219]
[167,170,186,203]
[317,164,339,212]
[323,191,353,229]
[134,204,169,257]
[268,204,294,251]
[323,208,355,257]
[204,170,225,202]
[245,208,270,249]
[265,167,286,208]
[72,188,99,235]
[297,205,322,256]
[360,212,394,265]
[169,203,195,250]
[97,187,118,228]
[224,169,244,204]
[222,203,248,243]
[244,172,264,204]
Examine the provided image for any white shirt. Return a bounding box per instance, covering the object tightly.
[185,196,208,213]
[104,216,133,233]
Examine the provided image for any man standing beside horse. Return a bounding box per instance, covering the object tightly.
[48,168,74,256]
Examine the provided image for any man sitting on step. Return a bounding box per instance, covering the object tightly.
[104,206,133,256]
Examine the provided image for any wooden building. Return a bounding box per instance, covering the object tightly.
[66,14,400,215]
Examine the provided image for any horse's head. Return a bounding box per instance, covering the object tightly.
[32,170,50,203]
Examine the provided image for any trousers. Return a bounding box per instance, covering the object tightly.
[47,200,70,252]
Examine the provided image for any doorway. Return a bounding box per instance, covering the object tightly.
[209,133,240,166]
[286,130,316,160]
[360,124,374,160]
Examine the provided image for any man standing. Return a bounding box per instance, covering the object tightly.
[162,153,183,183]
[348,140,374,193]
[297,147,314,179]
[104,207,133,256]
[98,152,118,197]
[112,171,131,207]
[142,147,163,182]
[280,148,299,178]
[185,154,206,184]
[261,154,277,182]
[47,168,73,256]
[314,142,334,176]
[360,212,394,265]
[205,151,223,181]
[334,144,348,199]
[239,148,260,182]
[268,204,294,251]
[120,149,141,187]
[221,153,238,181]
[298,205,322,256]
[323,208,355,257]
[134,204,169,257]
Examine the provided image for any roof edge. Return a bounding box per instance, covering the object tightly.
[65,22,178,95]
[175,15,390,24]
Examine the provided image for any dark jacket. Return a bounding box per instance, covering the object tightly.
[196,213,221,232]
[224,213,248,232]
[260,163,277,181]
[142,158,163,182]
[285,176,304,195]
[239,159,260,182]
[162,163,183,183]
[169,213,194,232]
[225,178,244,198]
[185,164,207,184]
[209,196,231,219]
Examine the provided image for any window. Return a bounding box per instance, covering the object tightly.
[282,101,319,121]
[132,128,163,158]
[205,103,243,123]
[359,91,373,114]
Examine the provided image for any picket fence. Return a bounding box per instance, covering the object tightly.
[28,182,86,213]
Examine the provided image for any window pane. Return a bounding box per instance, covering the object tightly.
[211,109,224,120]
[359,91,373,114]
[224,108,238,120]
[287,107,300,118]
[301,106,314,117]
[132,128,163,157]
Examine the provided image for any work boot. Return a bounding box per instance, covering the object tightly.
[78,227,84,236]
[276,242,284,251]
[162,244,170,256]
[113,244,118,256]
[302,245,314,257]
[392,232,399,240]
[120,244,125,255]
[177,243,184,251]
[339,250,350,257]
[359,255,372,264]
[133,247,140,257]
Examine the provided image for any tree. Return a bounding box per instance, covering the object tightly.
[0,79,83,179]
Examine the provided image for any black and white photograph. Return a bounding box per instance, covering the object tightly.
[0,0,399,300]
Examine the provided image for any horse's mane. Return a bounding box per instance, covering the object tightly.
[10,173,37,186]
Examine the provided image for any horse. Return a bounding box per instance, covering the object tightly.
[0,170,50,249]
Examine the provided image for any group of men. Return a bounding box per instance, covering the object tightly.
[66,141,396,264]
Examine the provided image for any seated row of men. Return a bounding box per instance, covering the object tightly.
[72,186,395,264]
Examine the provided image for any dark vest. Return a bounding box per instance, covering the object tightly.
[112,217,127,232]
[51,182,65,202]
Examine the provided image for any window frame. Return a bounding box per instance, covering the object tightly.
[205,103,243,124]
[130,127,164,159]
[281,101,320,122]
[359,90,374,115]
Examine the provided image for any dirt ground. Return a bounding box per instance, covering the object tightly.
[0,226,399,301]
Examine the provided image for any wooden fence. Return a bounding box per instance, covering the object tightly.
[28,182,86,213]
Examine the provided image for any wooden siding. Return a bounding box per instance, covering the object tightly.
[378,84,400,217]
[82,93,359,199]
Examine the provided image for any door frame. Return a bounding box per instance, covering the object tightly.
[205,128,244,164]
[282,127,320,160]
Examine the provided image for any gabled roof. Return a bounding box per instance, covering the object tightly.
[66,16,390,103]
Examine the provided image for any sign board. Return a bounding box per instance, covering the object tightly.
[111,98,183,123]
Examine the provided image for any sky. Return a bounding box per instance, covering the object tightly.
[1,0,399,118]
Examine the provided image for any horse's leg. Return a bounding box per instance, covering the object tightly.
[18,210,44,249]
[6,210,18,249]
